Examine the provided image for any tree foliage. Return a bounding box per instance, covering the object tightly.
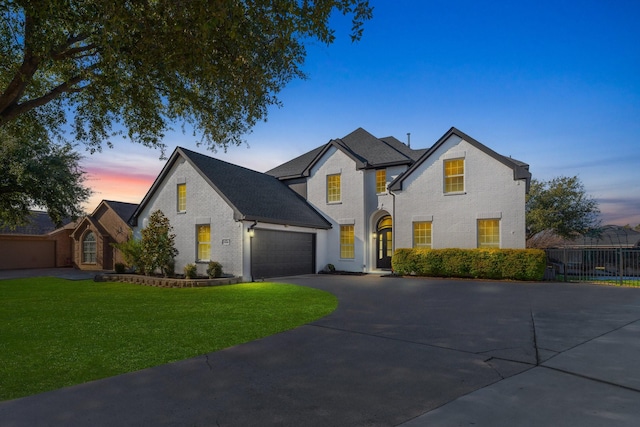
[140,210,178,276]
[111,233,144,273]
[0,0,373,154]
[526,176,600,241]
[0,126,91,227]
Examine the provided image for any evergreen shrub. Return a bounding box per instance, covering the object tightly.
[392,248,546,281]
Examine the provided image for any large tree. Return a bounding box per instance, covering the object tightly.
[0,0,372,153]
[0,126,91,228]
[0,1,371,227]
[526,176,600,243]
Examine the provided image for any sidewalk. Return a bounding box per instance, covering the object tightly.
[400,319,640,426]
[0,267,103,281]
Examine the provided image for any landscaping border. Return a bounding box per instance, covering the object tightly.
[94,273,242,288]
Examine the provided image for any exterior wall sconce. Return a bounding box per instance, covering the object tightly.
[248,221,257,237]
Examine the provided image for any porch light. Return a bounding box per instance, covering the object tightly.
[248,221,257,237]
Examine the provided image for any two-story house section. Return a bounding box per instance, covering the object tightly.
[267,127,426,272]
[389,128,531,251]
[268,127,531,273]
[131,127,530,280]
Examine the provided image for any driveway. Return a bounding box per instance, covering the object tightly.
[1,274,640,426]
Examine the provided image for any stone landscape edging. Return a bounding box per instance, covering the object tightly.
[94,273,242,288]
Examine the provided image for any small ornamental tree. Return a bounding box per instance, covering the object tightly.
[111,234,145,274]
[140,210,178,276]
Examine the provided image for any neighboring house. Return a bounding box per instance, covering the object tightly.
[132,127,531,279]
[553,225,640,249]
[0,211,75,270]
[71,200,138,270]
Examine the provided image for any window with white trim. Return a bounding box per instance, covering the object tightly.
[413,222,432,249]
[444,159,464,193]
[478,219,500,248]
[340,225,354,259]
[82,231,97,264]
[327,174,341,203]
[177,183,187,212]
[197,224,211,261]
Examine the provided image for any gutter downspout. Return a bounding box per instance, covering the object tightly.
[248,221,257,282]
[389,189,397,273]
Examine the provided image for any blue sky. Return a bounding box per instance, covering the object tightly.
[83,0,640,225]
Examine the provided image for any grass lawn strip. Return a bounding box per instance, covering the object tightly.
[0,278,337,401]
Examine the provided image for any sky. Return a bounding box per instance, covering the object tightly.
[81,0,640,226]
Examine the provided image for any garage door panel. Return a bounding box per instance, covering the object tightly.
[252,230,315,279]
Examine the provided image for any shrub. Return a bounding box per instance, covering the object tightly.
[392,248,546,281]
[184,263,197,279]
[207,261,223,278]
[111,236,145,274]
[164,259,176,278]
[114,262,126,274]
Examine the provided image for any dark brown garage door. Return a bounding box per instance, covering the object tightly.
[251,230,315,279]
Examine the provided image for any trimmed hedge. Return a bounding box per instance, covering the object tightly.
[392,248,547,281]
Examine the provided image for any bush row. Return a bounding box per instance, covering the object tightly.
[392,248,547,281]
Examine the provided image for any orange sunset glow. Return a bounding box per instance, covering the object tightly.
[83,166,159,213]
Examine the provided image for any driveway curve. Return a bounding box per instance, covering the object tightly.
[1,274,640,426]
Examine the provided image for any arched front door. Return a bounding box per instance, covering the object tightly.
[376,215,392,269]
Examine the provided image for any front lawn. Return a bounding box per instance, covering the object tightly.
[0,278,337,401]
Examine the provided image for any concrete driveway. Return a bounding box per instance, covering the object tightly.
[1,274,640,426]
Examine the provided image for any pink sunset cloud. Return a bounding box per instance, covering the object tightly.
[83,166,156,212]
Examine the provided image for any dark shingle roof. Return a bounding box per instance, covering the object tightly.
[379,136,425,161]
[103,201,139,224]
[267,127,422,179]
[0,211,71,235]
[134,148,331,229]
[266,145,324,179]
[561,225,640,248]
[336,128,413,166]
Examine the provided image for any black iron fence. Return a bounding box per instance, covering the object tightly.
[544,248,640,286]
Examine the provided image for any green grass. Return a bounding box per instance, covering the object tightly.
[556,275,640,287]
[0,278,337,401]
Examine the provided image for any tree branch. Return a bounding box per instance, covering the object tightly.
[51,42,98,61]
[0,14,41,115]
[0,73,91,124]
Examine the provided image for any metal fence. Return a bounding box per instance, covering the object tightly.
[544,248,640,286]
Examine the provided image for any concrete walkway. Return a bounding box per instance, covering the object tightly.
[1,273,639,426]
[0,267,103,281]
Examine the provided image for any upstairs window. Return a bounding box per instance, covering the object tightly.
[197,225,211,261]
[478,219,500,248]
[376,169,386,194]
[177,183,187,212]
[413,222,432,249]
[340,225,355,259]
[327,174,341,203]
[444,159,464,193]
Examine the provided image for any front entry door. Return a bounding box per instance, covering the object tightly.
[376,216,392,269]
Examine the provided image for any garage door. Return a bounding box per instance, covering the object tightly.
[251,230,315,279]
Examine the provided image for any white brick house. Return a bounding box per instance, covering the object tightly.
[132,127,530,279]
